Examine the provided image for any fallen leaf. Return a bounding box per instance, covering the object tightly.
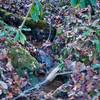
[6,58,13,71]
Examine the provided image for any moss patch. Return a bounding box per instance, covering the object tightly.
[7,46,39,76]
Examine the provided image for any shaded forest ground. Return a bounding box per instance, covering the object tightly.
[0,0,100,100]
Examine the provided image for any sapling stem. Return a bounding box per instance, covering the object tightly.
[19,0,34,31]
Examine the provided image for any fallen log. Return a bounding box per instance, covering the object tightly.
[0,8,56,42]
[0,8,48,29]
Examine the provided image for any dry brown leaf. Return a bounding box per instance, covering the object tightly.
[6,58,13,71]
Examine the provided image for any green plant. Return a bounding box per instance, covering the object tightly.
[0,0,43,45]
[70,0,96,8]
[0,20,27,44]
[30,0,43,22]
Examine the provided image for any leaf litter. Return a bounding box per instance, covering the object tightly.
[0,0,100,100]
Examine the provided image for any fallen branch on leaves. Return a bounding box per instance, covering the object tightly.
[14,64,72,100]
[13,61,90,100]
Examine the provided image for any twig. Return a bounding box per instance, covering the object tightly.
[14,66,60,100]
[56,71,73,76]
[14,83,40,100]
[19,0,34,30]
[14,63,73,100]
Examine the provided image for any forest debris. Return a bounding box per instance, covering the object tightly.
[6,57,13,71]
[0,81,8,90]
[50,65,100,100]
[0,0,100,100]
[0,8,48,28]
[6,92,13,99]
[0,81,8,95]
[0,48,7,60]
[34,48,53,73]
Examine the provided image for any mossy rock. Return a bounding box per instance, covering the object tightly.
[7,46,39,76]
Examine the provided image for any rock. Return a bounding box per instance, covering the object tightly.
[35,49,53,72]
[7,45,40,76]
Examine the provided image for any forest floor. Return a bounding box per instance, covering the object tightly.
[0,0,100,100]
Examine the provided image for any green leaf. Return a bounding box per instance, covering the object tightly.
[10,30,16,35]
[80,0,87,8]
[92,64,100,69]
[70,0,79,7]
[0,32,6,38]
[30,0,42,22]
[92,40,100,52]
[90,0,96,6]
[59,62,65,71]
[96,44,100,53]
[19,32,26,44]
[80,0,96,8]
[83,31,90,36]
[14,32,20,42]
[96,30,100,35]
[70,0,96,8]
[31,5,39,21]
